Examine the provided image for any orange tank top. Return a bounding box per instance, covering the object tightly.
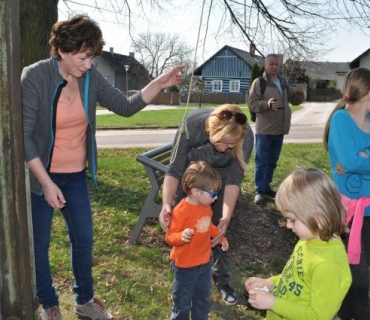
[50,94,88,173]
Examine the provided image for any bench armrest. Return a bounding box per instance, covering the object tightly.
[135,143,172,173]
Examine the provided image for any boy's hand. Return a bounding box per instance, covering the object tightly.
[247,289,276,310]
[181,228,194,242]
[221,239,229,251]
[245,277,274,292]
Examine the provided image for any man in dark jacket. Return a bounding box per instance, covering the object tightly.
[248,54,305,204]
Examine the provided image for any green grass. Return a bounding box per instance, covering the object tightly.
[45,144,330,319]
[96,103,301,129]
[97,108,192,129]
[96,103,225,129]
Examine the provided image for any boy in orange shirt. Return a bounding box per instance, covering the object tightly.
[165,161,229,319]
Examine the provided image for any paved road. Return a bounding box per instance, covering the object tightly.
[283,101,334,144]
[96,102,336,148]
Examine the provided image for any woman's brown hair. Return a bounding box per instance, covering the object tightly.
[49,15,105,59]
[181,161,222,195]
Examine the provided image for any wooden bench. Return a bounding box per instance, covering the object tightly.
[129,143,173,244]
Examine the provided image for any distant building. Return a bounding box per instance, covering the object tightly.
[349,48,370,69]
[297,61,349,91]
[193,44,264,94]
[94,48,151,93]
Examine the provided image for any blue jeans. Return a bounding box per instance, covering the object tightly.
[254,134,284,191]
[170,261,212,320]
[31,170,94,309]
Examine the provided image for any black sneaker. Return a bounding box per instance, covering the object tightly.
[254,191,265,205]
[218,284,238,305]
[265,187,277,198]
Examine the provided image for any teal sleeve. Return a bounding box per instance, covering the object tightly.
[330,111,370,174]
[272,262,351,320]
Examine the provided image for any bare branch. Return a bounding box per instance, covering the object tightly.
[60,0,370,61]
[132,32,193,78]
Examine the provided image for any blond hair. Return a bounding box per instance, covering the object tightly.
[207,104,248,170]
[181,161,222,195]
[324,67,370,150]
[275,168,346,241]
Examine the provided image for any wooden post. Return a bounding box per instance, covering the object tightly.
[0,0,37,318]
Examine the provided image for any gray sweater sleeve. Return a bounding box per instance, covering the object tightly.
[92,67,147,116]
[22,63,51,163]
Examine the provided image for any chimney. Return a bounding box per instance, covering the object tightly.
[249,43,256,56]
[129,52,135,58]
[109,47,114,54]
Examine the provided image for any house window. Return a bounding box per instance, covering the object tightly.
[212,80,222,92]
[230,80,240,92]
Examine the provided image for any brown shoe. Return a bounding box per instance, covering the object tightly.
[75,297,113,320]
[41,305,62,320]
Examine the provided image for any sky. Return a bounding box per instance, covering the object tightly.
[58,0,370,64]
[324,31,370,62]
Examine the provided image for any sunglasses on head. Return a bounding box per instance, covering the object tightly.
[214,110,247,125]
[203,190,218,198]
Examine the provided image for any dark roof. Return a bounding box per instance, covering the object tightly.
[99,50,141,73]
[193,45,264,75]
[349,48,370,69]
[297,61,349,80]
[227,45,265,66]
[97,50,152,89]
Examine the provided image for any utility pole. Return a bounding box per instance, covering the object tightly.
[124,64,130,95]
[0,0,37,318]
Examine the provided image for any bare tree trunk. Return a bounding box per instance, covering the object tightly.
[0,0,43,318]
[20,0,59,67]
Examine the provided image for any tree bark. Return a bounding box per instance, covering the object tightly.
[0,0,42,317]
[20,0,59,68]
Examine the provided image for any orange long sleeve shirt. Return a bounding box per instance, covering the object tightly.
[165,199,226,268]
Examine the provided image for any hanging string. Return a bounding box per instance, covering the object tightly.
[170,0,207,164]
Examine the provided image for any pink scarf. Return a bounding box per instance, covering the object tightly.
[341,194,370,265]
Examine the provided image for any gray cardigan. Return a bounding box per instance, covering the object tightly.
[22,57,147,195]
